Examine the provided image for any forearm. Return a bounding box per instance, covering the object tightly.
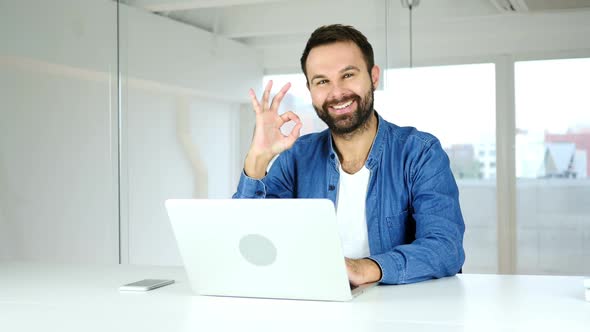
[243,151,274,180]
[233,153,294,199]
[370,227,464,284]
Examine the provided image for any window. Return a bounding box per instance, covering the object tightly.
[515,57,590,275]
[379,64,497,272]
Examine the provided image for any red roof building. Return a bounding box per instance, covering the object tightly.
[545,131,590,177]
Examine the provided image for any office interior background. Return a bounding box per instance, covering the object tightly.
[1,0,589,276]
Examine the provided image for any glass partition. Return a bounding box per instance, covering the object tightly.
[0,0,119,263]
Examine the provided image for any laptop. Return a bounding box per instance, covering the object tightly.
[165,199,377,301]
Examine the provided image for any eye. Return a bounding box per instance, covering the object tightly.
[343,73,354,79]
[316,79,328,86]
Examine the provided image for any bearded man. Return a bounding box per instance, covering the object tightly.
[233,24,465,286]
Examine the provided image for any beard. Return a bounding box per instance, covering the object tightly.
[313,86,374,136]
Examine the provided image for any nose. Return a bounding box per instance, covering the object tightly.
[327,81,348,101]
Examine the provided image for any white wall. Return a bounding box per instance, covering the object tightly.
[0,0,119,263]
[0,0,262,264]
[119,3,262,265]
[119,3,261,101]
[0,148,15,260]
[124,90,242,265]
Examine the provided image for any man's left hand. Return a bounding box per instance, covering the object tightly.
[345,258,382,286]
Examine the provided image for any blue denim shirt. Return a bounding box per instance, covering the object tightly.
[233,113,465,284]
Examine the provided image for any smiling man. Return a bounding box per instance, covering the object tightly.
[233,24,465,286]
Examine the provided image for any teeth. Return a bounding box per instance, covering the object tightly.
[332,100,353,110]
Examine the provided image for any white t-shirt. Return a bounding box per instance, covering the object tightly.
[335,165,371,259]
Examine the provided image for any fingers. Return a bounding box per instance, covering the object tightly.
[269,82,291,113]
[250,81,291,114]
[278,111,302,148]
[261,80,273,112]
[278,111,301,125]
[286,121,303,144]
[248,89,262,114]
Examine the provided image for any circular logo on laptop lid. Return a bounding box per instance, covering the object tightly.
[239,234,277,266]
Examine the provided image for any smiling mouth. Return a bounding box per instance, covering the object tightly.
[329,99,354,114]
[332,100,353,110]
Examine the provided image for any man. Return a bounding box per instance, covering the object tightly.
[233,24,465,286]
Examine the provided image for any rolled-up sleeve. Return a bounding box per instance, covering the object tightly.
[233,171,268,199]
[232,152,295,199]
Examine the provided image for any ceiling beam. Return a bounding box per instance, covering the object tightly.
[216,0,390,38]
[128,0,289,12]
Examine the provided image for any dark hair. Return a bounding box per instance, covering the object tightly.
[300,24,375,80]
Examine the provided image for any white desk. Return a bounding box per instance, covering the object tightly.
[1,262,588,332]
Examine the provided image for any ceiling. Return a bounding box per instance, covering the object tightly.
[119,0,590,72]
[120,0,590,45]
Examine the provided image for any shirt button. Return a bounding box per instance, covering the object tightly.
[255,191,263,196]
[330,154,335,159]
[328,185,335,191]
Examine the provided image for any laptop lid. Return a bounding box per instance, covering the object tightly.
[165,199,356,301]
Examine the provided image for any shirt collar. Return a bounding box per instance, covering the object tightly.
[326,110,387,171]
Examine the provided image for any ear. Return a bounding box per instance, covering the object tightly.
[371,65,381,90]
